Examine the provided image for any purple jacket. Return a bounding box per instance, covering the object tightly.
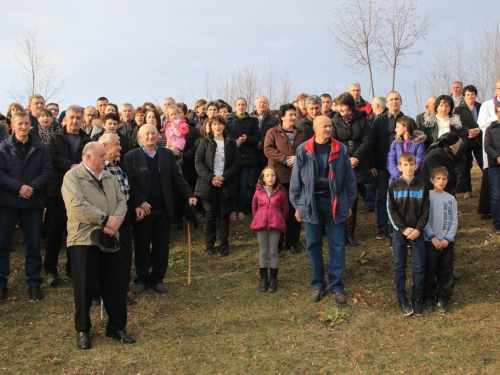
[251,184,289,233]
[387,130,426,183]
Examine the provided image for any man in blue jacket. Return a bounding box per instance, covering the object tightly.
[290,115,357,304]
[0,112,53,302]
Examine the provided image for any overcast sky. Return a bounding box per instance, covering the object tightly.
[0,0,497,117]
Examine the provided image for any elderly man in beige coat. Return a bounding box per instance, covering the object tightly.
[62,141,134,349]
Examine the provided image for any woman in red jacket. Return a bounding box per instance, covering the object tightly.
[251,167,289,293]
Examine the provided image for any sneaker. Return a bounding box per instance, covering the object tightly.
[238,212,245,220]
[333,291,347,305]
[424,299,435,313]
[46,271,59,287]
[398,299,414,316]
[310,289,326,303]
[230,212,237,221]
[437,301,449,313]
[375,230,388,240]
[412,298,423,316]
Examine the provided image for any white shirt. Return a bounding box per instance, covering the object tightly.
[213,139,225,176]
[478,98,497,168]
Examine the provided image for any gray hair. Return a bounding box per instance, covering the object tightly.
[255,95,269,105]
[11,112,29,123]
[98,133,120,146]
[121,103,134,110]
[82,141,104,157]
[349,82,361,90]
[85,106,97,112]
[372,96,386,108]
[66,105,84,115]
[163,97,176,104]
[305,95,322,107]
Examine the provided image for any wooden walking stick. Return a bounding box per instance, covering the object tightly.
[187,221,192,286]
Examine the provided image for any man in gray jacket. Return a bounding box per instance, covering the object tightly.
[62,141,135,349]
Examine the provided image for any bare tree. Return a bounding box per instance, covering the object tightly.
[379,0,430,90]
[326,0,384,98]
[6,30,66,105]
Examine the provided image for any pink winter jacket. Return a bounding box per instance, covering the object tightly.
[164,119,189,151]
[250,184,289,233]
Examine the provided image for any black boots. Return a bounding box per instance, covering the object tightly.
[260,268,279,293]
[259,268,268,292]
[268,268,278,293]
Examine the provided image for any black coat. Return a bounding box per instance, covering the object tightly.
[420,147,457,195]
[331,111,372,183]
[453,101,482,148]
[296,115,315,139]
[46,128,91,198]
[0,134,53,209]
[420,113,468,158]
[484,121,500,168]
[181,124,201,183]
[250,110,280,165]
[124,147,194,219]
[225,113,260,167]
[194,135,240,201]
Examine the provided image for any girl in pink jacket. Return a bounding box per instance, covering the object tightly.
[251,167,289,293]
[164,106,190,155]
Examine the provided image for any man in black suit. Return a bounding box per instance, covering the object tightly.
[124,124,196,295]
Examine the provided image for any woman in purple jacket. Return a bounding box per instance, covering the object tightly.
[251,167,289,293]
[387,116,427,183]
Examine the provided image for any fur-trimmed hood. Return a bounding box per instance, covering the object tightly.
[422,113,462,129]
[395,129,427,144]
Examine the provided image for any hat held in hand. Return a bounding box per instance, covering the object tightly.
[90,228,120,253]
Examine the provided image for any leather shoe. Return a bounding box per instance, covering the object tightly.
[106,329,136,344]
[0,285,7,303]
[152,282,167,294]
[28,285,43,302]
[77,331,91,349]
[310,288,326,303]
[220,247,229,257]
[132,283,148,295]
[345,235,358,247]
[91,297,101,307]
[289,246,300,254]
[206,246,216,255]
[46,271,59,287]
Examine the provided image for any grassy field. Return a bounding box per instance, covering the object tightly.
[1,167,500,374]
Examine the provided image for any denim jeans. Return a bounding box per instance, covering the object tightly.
[376,168,390,231]
[231,165,252,213]
[0,207,43,287]
[364,178,376,210]
[303,196,346,293]
[392,229,425,300]
[489,168,500,227]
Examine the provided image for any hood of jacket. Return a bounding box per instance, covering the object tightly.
[395,130,427,144]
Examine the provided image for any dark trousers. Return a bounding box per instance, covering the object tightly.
[68,245,127,332]
[423,241,454,302]
[119,209,133,292]
[0,207,43,287]
[345,183,361,236]
[132,209,170,286]
[455,155,470,193]
[279,183,301,248]
[479,168,491,214]
[203,186,230,249]
[43,196,71,276]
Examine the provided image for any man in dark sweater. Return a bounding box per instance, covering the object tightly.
[124,124,196,295]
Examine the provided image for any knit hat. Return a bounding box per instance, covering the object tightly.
[428,132,460,151]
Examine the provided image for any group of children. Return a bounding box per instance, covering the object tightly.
[248,116,458,317]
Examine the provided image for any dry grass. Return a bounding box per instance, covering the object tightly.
[1,167,500,374]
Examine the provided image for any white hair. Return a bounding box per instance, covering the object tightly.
[98,133,119,146]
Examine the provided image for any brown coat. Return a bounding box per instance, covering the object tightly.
[264,124,307,183]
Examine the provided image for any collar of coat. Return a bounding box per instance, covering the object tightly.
[304,135,340,163]
[422,113,462,129]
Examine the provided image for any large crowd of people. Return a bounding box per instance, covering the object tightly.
[0,78,498,349]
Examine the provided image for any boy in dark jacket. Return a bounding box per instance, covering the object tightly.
[388,152,430,317]
[484,102,500,233]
